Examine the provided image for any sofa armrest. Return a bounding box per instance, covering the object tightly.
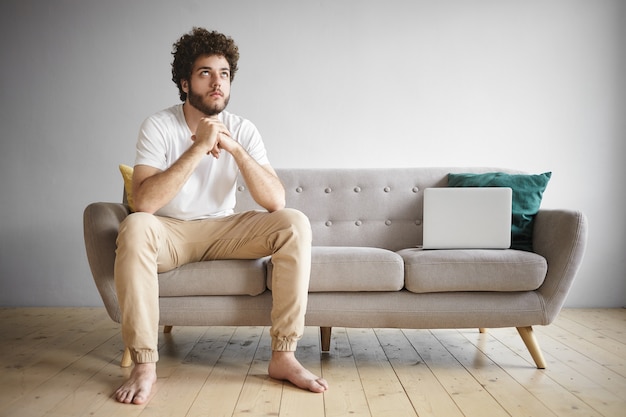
[83,202,130,323]
[532,209,588,323]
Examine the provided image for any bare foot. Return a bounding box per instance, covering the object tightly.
[115,362,157,404]
[268,351,328,393]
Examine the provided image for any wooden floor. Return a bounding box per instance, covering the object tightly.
[0,308,624,417]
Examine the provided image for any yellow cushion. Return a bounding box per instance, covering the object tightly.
[118,164,135,212]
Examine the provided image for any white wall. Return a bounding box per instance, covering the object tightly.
[1,0,624,307]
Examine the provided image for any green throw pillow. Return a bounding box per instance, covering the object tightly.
[447,171,551,251]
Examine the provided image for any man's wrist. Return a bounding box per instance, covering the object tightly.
[228,141,247,160]
[189,140,213,155]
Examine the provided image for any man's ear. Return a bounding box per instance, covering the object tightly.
[181,79,189,93]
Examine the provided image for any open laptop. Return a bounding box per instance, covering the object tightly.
[422,187,512,249]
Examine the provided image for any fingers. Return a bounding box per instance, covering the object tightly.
[199,117,231,138]
[209,132,234,159]
[194,118,231,157]
[209,143,221,159]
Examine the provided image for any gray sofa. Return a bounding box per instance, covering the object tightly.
[83,167,588,369]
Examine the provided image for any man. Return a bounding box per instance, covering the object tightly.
[114,27,328,405]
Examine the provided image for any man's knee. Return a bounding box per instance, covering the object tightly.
[273,208,311,241]
[117,212,162,247]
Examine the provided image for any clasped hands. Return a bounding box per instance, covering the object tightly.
[191,117,237,159]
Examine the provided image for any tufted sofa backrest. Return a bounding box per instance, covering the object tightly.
[235,167,519,252]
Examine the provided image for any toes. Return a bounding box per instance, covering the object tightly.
[115,387,147,405]
[316,378,329,390]
[124,391,135,404]
[133,391,148,405]
[115,390,129,403]
[311,378,329,393]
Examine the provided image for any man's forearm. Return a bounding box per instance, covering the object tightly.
[133,143,208,213]
[232,147,285,212]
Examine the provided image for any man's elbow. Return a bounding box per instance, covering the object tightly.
[133,204,158,215]
[266,198,286,213]
[260,190,285,212]
[132,197,159,215]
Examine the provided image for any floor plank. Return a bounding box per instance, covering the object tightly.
[43,333,128,417]
[347,328,418,417]
[435,329,559,417]
[231,327,283,417]
[536,320,626,379]
[0,309,118,416]
[560,309,626,344]
[403,328,510,417]
[554,314,625,360]
[1,308,625,417]
[179,326,263,417]
[142,326,234,417]
[320,327,371,417]
[480,327,607,417]
[376,328,465,417]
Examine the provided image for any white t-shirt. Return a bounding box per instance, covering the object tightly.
[135,104,270,220]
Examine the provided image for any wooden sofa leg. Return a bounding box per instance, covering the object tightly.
[121,347,133,368]
[164,325,173,333]
[320,327,332,352]
[479,328,487,333]
[517,326,547,369]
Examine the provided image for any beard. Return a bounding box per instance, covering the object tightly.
[187,85,230,117]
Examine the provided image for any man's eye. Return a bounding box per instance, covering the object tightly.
[221,72,230,79]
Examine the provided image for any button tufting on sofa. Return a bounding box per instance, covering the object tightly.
[325,187,332,193]
[354,186,361,193]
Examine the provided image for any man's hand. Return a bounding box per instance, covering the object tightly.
[192,117,236,158]
[190,116,284,212]
[133,117,234,214]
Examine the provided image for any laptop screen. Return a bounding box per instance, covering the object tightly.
[422,187,512,249]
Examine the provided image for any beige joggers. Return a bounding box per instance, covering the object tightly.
[114,208,312,364]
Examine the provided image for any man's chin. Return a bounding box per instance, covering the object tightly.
[204,102,228,117]
[187,97,228,117]
[208,95,230,113]
[194,104,226,117]
[205,107,224,117]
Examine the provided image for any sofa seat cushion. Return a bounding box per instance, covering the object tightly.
[268,246,404,292]
[158,258,269,297]
[398,248,547,293]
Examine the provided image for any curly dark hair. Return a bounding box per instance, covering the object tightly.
[171,27,240,101]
